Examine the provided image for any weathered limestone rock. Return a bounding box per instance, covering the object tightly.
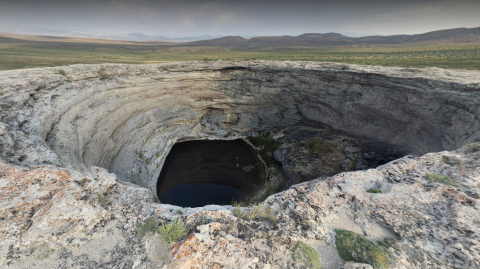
[1,142,479,268]
[1,62,480,268]
[0,61,479,194]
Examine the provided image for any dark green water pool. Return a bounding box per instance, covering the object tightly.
[157,139,266,207]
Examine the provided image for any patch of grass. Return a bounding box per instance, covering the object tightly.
[303,136,324,154]
[247,203,265,220]
[58,69,65,75]
[262,183,273,201]
[64,79,72,83]
[175,208,183,214]
[0,104,11,110]
[232,200,277,224]
[233,204,246,219]
[263,208,278,224]
[100,74,111,80]
[425,174,460,187]
[367,189,382,193]
[98,194,106,203]
[293,241,323,269]
[0,92,3,95]
[261,180,283,201]
[157,218,188,247]
[153,196,160,204]
[137,216,158,238]
[348,152,361,171]
[465,143,480,152]
[442,155,462,165]
[246,135,281,164]
[272,163,280,174]
[335,229,400,269]
[19,155,27,162]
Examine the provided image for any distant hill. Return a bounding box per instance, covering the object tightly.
[191,27,480,48]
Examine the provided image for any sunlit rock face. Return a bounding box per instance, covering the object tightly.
[0,61,479,196]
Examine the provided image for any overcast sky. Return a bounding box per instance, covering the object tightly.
[0,0,479,37]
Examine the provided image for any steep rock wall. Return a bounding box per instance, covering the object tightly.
[0,61,479,194]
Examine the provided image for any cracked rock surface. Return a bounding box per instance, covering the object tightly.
[1,143,479,268]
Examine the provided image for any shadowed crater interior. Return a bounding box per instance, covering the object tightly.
[157,139,266,207]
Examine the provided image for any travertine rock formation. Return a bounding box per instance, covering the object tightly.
[0,61,480,268]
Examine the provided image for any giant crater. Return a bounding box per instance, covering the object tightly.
[1,61,479,198]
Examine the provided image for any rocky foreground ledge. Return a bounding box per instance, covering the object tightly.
[0,61,480,268]
[0,143,479,268]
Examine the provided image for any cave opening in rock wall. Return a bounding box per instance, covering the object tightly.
[156,139,267,207]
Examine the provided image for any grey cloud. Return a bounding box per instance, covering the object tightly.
[0,0,478,37]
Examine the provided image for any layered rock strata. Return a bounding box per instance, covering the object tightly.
[0,61,479,193]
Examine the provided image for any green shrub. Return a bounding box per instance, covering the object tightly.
[137,216,158,238]
[442,155,462,165]
[367,189,382,193]
[335,229,400,269]
[58,69,65,75]
[264,208,278,224]
[293,241,323,269]
[232,199,248,219]
[234,206,246,219]
[246,135,280,164]
[348,152,361,171]
[157,218,188,246]
[65,80,72,83]
[247,204,265,220]
[272,164,280,174]
[303,136,324,154]
[425,174,459,187]
[465,143,480,152]
[262,183,273,201]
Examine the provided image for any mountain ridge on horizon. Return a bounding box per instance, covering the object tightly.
[0,23,376,42]
[0,24,479,48]
[190,26,480,48]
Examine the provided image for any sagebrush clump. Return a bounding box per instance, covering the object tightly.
[157,218,188,246]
